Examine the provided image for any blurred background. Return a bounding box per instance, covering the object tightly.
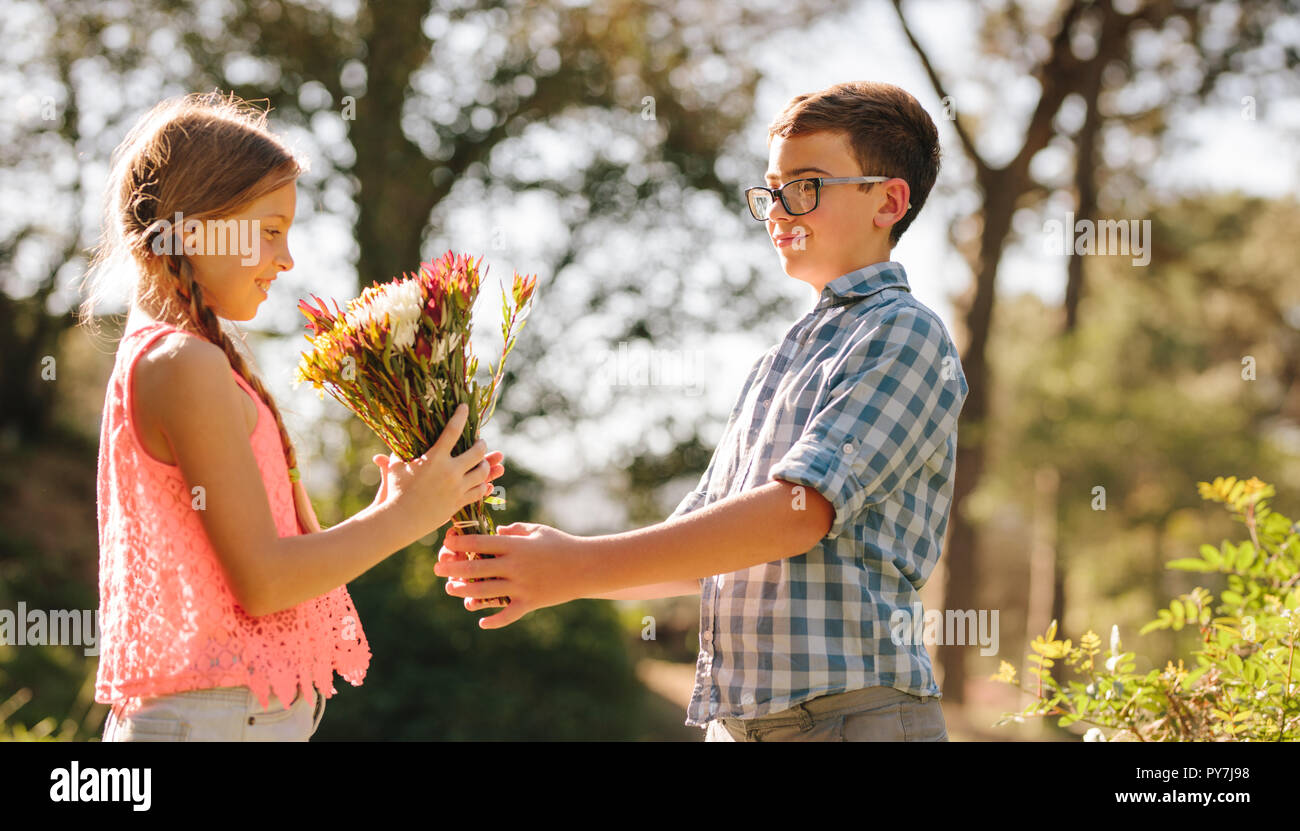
[1,0,1298,740]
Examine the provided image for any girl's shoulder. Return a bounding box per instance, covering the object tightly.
[132,327,233,413]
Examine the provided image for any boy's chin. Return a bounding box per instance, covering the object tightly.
[777,253,826,285]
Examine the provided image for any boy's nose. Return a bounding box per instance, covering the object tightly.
[765,200,793,222]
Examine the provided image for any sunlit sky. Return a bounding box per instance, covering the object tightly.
[535,0,1298,530]
[15,0,1297,532]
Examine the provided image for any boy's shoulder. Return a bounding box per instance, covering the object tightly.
[844,288,959,356]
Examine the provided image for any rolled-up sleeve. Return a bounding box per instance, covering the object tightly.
[768,307,967,540]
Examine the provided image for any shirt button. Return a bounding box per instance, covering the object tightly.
[703,630,712,642]
[843,441,855,453]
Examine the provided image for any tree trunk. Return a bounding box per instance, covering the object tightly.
[937,170,1016,703]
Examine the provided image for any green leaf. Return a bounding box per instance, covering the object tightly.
[1182,666,1209,687]
[1237,541,1257,570]
[1229,479,1247,505]
[1139,619,1165,635]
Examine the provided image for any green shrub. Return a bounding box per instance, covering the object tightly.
[993,476,1300,741]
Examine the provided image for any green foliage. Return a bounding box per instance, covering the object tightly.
[313,544,648,740]
[992,476,1300,741]
[0,440,107,742]
[312,456,651,740]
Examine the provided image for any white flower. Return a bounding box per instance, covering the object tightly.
[1105,624,1122,671]
[345,278,424,350]
[1083,727,1106,742]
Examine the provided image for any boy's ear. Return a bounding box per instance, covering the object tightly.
[873,178,911,231]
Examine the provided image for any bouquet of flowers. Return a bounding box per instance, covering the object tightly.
[295,250,538,607]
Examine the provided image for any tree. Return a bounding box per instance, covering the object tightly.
[0,0,852,738]
[890,0,1300,703]
[974,192,1300,736]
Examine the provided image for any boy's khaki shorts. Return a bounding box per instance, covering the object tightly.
[102,685,326,742]
[704,685,948,742]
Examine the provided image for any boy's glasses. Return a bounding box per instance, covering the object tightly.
[744,176,901,221]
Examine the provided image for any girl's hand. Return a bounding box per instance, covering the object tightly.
[368,454,392,510]
[380,404,501,542]
[368,449,503,511]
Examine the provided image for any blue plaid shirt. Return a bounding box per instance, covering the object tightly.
[668,260,968,726]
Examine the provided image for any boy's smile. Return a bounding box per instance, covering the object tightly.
[761,130,909,293]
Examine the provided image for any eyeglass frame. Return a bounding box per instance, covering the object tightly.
[744,176,911,221]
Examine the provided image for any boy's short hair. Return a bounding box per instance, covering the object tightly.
[768,81,940,246]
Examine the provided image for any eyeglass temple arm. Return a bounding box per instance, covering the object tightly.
[820,177,912,210]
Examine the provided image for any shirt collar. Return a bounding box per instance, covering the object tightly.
[815,261,911,310]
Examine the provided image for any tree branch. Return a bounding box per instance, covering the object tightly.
[890,0,985,173]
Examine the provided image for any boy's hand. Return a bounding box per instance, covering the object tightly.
[436,522,586,629]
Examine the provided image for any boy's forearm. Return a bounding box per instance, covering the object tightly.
[586,579,701,600]
[576,480,832,597]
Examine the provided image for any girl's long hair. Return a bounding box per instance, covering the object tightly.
[80,90,313,533]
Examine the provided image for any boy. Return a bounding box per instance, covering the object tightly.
[436,81,968,741]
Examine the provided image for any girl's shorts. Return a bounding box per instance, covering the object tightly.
[102,685,326,742]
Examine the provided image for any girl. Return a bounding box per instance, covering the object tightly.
[79,91,502,741]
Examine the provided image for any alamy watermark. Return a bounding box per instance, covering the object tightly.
[889,603,1000,657]
[0,603,100,656]
[1043,211,1151,267]
[599,341,704,396]
[150,213,262,265]
[50,762,151,811]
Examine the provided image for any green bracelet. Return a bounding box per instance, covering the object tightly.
[288,466,301,483]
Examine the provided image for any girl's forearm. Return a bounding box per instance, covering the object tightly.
[251,502,423,616]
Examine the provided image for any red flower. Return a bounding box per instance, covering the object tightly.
[414,332,433,361]
[298,294,337,336]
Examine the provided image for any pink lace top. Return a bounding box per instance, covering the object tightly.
[95,321,370,715]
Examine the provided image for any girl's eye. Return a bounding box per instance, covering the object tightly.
[265,229,282,238]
